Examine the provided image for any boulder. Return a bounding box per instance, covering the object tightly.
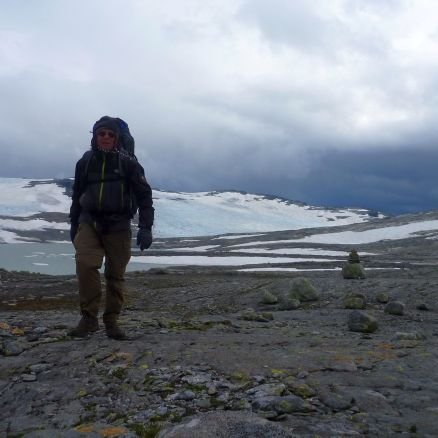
[261,290,278,305]
[348,310,378,333]
[288,278,319,302]
[384,301,405,316]
[343,293,366,309]
[278,297,300,311]
[416,302,430,311]
[376,292,389,304]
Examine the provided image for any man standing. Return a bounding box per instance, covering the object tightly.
[69,116,154,339]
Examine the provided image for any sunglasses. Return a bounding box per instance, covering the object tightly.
[97,130,116,138]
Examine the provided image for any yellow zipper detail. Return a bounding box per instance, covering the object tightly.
[98,155,106,210]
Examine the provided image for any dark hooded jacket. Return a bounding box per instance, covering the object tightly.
[69,119,154,233]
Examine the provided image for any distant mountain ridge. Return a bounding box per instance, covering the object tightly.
[0,177,383,242]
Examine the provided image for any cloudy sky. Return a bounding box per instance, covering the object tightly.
[1,0,438,214]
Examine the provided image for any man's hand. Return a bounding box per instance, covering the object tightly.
[70,224,78,243]
[136,228,152,250]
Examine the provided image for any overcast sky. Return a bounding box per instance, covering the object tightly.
[1,0,438,214]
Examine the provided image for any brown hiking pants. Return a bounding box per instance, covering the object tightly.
[73,223,131,324]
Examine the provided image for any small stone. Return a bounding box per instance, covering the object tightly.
[384,301,405,316]
[320,390,354,411]
[284,377,316,398]
[22,373,37,382]
[2,340,24,356]
[274,395,314,414]
[416,303,430,311]
[181,373,211,385]
[258,410,281,420]
[351,412,369,423]
[261,290,278,305]
[240,309,273,322]
[0,329,13,338]
[288,277,319,302]
[195,398,211,409]
[167,390,196,401]
[348,311,378,333]
[33,326,49,334]
[278,297,301,311]
[216,392,230,402]
[329,359,358,372]
[343,293,366,309]
[207,384,218,395]
[376,292,390,303]
[29,363,51,374]
[246,383,286,397]
[155,406,169,417]
[393,332,426,341]
[240,308,258,321]
[252,395,313,414]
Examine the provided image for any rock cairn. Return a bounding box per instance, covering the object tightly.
[342,249,366,279]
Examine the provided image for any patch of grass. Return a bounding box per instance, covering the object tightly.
[230,371,250,383]
[111,367,128,380]
[128,422,162,437]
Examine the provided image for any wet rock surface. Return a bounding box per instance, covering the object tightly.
[1,227,438,437]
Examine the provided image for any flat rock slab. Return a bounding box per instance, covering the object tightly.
[1,266,438,437]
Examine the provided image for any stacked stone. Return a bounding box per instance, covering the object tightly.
[342,249,366,279]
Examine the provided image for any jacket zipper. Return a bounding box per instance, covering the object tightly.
[98,155,106,210]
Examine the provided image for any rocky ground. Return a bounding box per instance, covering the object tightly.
[1,219,438,437]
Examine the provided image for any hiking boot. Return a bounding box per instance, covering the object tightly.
[68,316,99,337]
[105,322,127,340]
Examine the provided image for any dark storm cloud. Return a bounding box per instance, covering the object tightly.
[294,147,438,214]
[1,0,438,214]
[229,146,438,215]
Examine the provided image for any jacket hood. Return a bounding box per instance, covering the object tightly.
[91,116,120,150]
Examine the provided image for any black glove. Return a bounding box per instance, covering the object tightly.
[136,228,152,250]
[70,224,78,243]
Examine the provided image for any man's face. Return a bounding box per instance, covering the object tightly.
[96,129,116,151]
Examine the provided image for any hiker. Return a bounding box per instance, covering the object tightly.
[68,116,154,339]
